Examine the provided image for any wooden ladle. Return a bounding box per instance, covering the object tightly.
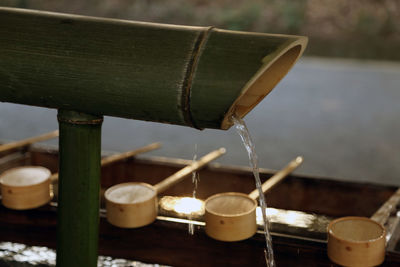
[205,156,303,242]
[326,188,400,266]
[0,166,52,209]
[105,147,226,228]
[0,130,58,210]
[327,216,386,267]
[0,142,161,210]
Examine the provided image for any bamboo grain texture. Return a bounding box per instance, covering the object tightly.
[0,7,307,130]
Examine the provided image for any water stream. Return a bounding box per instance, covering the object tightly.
[188,144,199,235]
[232,114,275,267]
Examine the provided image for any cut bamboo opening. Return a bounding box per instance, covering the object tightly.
[221,45,304,129]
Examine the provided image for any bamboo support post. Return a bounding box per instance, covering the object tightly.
[56,110,103,267]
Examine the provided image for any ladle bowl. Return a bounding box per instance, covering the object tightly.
[105,182,158,228]
[0,130,59,154]
[205,156,303,241]
[105,148,226,228]
[0,143,161,210]
[0,166,51,210]
[327,216,386,267]
[205,192,257,241]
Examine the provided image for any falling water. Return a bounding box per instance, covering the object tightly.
[188,144,200,235]
[232,114,275,267]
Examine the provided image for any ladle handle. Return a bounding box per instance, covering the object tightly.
[50,142,162,182]
[248,156,303,200]
[371,187,400,225]
[100,142,161,166]
[153,147,226,194]
[0,130,59,153]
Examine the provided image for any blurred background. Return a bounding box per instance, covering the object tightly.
[3,0,400,60]
[1,0,399,185]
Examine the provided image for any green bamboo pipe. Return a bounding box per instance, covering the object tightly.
[0,7,307,130]
[57,110,102,267]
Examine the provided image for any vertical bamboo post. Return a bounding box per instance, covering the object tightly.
[56,110,103,267]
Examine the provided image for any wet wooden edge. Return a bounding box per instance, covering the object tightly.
[0,144,400,266]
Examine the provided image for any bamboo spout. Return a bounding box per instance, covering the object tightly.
[0,8,307,129]
[220,44,304,129]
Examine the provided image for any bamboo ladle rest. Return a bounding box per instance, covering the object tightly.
[204,156,303,242]
[105,147,226,228]
[0,142,161,210]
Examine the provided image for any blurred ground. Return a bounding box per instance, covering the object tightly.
[1,57,399,186]
[2,0,400,61]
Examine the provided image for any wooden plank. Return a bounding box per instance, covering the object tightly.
[1,147,400,265]
[26,146,399,217]
[0,204,399,266]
